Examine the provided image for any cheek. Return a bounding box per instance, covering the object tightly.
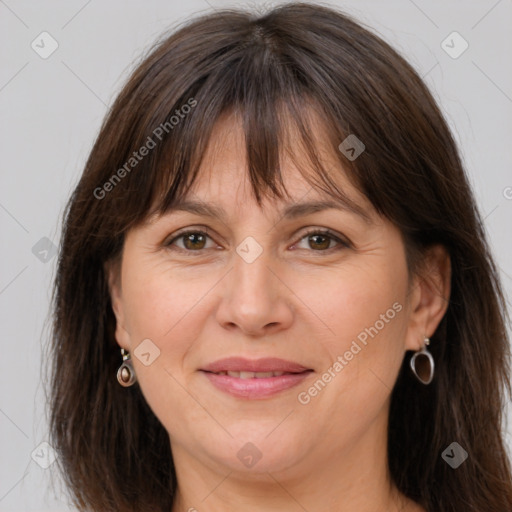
[119,267,213,432]
[122,257,209,339]
[302,253,408,407]
[121,261,222,383]
[306,264,405,354]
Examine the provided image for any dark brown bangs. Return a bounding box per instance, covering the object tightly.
[120,33,361,230]
[89,6,442,253]
[150,102,362,220]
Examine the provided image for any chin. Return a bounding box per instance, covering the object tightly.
[198,429,307,475]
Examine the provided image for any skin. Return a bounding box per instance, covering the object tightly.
[108,111,451,512]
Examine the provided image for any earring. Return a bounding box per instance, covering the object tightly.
[410,337,434,385]
[117,348,137,387]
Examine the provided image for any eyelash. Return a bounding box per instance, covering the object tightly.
[164,227,350,255]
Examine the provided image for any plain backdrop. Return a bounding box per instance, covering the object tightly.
[0,0,511,510]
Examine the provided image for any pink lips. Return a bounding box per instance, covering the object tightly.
[200,357,313,399]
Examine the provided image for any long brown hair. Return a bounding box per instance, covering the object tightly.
[45,3,512,511]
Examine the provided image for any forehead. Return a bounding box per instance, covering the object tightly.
[141,112,378,230]
[185,109,366,210]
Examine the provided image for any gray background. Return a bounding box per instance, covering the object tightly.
[1,0,511,510]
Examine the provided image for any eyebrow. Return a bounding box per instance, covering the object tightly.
[161,197,374,225]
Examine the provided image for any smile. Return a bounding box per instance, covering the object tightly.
[199,357,313,399]
[211,370,287,378]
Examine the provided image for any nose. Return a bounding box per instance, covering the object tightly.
[215,247,294,337]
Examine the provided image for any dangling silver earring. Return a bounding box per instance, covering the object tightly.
[117,348,137,387]
[410,337,434,385]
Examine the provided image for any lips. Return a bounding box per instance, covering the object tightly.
[214,370,287,378]
[201,357,310,374]
[200,357,313,399]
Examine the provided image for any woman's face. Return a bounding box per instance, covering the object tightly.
[108,112,443,479]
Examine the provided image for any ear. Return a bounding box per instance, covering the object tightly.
[404,244,451,351]
[105,259,131,350]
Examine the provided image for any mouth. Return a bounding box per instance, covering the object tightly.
[199,357,314,399]
[208,370,292,378]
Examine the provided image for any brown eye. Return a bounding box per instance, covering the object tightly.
[307,233,332,250]
[166,230,215,252]
[182,232,207,250]
[293,229,349,252]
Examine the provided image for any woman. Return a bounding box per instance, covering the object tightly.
[46,2,512,511]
